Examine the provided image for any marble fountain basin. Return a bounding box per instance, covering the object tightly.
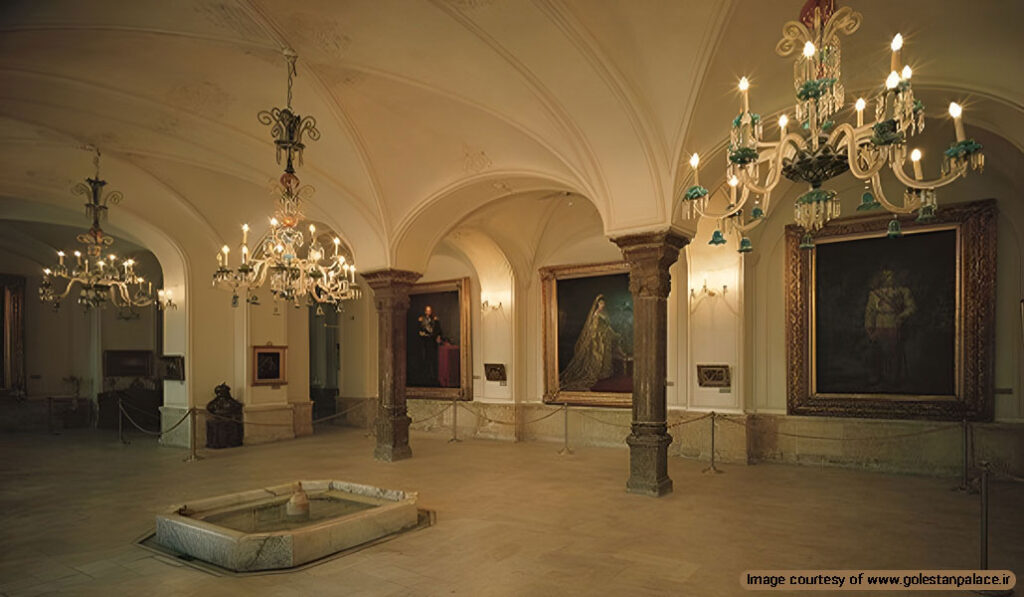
[155,480,418,572]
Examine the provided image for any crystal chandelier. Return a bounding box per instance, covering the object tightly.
[683,1,984,251]
[213,49,359,311]
[39,149,176,313]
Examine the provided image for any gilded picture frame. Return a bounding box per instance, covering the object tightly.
[785,199,996,420]
[252,345,287,386]
[405,277,473,400]
[541,261,632,407]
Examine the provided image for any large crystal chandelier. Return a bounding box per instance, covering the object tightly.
[39,149,176,313]
[213,49,359,311]
[683,0,984,251]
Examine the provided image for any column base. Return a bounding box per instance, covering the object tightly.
[625,428,674,497]
[375,409,412,462]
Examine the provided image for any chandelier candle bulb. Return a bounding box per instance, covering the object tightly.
[890,33,903,72]
[241,224,249,245]
[739,77,750,113]
[949,102,966,141]
[778,114,788,137]
[910,149,924,180]
[241,245,248,265]
[57,251,64,266]
[901,65,912,80]
[855,98,866,127]
[690,153,700,186]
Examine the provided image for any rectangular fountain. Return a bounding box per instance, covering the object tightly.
[155,480,418,572]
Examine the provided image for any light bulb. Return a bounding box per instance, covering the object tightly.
[778,114,788,129]
[309,224,316,234]
[74,251,81,257]
[333,237,340,245]
[728,175,739,187]
[901,65,912,80]
[948,102,963,118]
[221,245,230,255]
[270,217,279,226]
[885,71,900,90]
[855,98,866,111]
[125,259,134,266]
[242,245,248,254]
[891,33,903,52]
[738,76,750,91]
[43,268,51,275]
[242,223,249,232]
[910,149,922,162]
[803,41,816,57]
[57,250,65,257]
[275,243,284,253]
[109,254,116,261]
[689,153,700,168]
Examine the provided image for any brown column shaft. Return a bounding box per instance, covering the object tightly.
[613,230,689,496]
[363,269,422,462]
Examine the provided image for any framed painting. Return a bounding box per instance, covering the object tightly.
[405,277,472,400]
[785,199,996,420]
[541,262,632,407]
[103,350,153,378]
[696,365,731,388]
[252,345,287,386]
[158,355,185,381]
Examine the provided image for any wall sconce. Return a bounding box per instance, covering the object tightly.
[690,279,727,300]
[481,299,503,312]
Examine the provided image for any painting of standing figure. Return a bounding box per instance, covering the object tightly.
[785,199,997,421]
[542,262,633,406]
[405,278,472,400]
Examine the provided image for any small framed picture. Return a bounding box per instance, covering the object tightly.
[253,345,287,386]
[696,364,731,388]
[484,363,507,382]
[159,355,185,381]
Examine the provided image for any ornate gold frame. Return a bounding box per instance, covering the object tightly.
[406,277,473,400]
[252,345,287,386]
[541,261,631,407]
[785,199,997,420]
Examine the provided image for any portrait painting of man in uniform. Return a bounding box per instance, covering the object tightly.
[405,278,472,400]
[785,200,997,421]
[813,230,956,397]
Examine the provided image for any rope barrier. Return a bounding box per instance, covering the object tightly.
[410,403,452,424]
[668,412,714,428]
[455,402,564,427]
[573,409,633,429]
[118,402,190,436]
[716,414,959,442]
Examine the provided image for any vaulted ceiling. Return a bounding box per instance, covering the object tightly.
[0,0,1020,272]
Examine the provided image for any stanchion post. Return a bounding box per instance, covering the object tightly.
[954,417,974,493]
[558,403,573,455]
[449,400,461,443]
[117,396,129,445]
[183,408,202,463]
[973,461,1014,596]
[702,412,723,474]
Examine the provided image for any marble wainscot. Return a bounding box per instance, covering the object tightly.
[155,480,418,572]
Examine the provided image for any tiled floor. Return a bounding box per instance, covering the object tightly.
[1,426,1021,596]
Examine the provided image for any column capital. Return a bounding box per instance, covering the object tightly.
[362,268,422,292]
[363,269,422,310]
[612,230,690,299]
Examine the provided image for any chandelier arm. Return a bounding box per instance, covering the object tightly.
[888,146,967,190]
[693,184,752,220]
[739,134,805,196]
[869,173,919,214]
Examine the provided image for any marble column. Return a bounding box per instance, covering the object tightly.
[363,269,422,462]
[613,230,689,497]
